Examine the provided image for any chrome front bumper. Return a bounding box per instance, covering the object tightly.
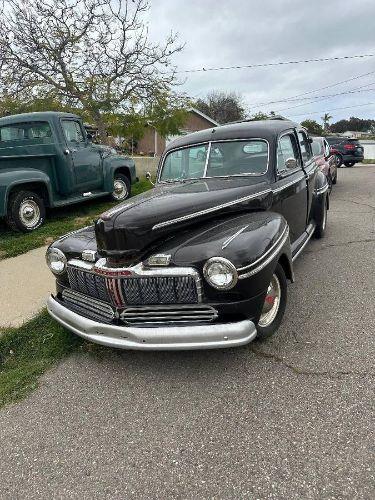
[47,295,258,351]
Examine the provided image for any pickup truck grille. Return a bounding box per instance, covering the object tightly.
[67,266,199,306]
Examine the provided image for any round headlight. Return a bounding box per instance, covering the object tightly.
[46,248,67,275]
[203,257,238,290]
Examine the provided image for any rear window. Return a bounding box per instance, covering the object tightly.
[0,121,53,142]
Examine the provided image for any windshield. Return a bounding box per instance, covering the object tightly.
[159,140,269,182]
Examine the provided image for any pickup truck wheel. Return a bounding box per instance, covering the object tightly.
[6,190,46,232]
[111,174,130,202]
[256,263,287,341]
[344,161,355,167]
[314,197,327,239]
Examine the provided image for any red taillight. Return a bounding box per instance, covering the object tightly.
[344,143,355,150]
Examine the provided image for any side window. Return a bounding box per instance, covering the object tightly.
[298,131,312,162]
[62,120,85,143]
[277,134,300,172]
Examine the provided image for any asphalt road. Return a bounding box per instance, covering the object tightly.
[0,165,374,499]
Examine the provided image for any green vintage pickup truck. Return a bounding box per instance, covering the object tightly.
[0,111,137,232]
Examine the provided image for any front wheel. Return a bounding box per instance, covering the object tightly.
[256,263,287,341]
[110,174,131,202]
[6,190,46,232]
[344,161,355,167]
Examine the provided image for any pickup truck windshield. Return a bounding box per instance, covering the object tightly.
[160,140,269,182]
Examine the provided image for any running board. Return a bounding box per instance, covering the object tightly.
[292,223,315,262]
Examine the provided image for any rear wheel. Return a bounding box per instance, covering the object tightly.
[6,190,46,232]
[110,173,131,202]
[344,161,355,167]
[256,263,287,341]
[335,154,343,167]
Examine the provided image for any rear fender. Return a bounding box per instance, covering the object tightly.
[0,169,53,217]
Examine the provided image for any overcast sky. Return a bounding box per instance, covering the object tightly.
[147,0,375,125]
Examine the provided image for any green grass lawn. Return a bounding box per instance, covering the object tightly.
[0,179,151,260]
[0,310,85,408]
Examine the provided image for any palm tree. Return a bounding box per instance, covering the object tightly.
[321,113,332,131]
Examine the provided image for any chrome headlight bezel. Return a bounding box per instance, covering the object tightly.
[203,257,238,290]
[46,247,67,275]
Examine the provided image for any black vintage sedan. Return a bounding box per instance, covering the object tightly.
[46,118,329,350]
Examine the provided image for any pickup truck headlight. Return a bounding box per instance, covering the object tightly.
[46,248,67,275]
[203,257,238,290]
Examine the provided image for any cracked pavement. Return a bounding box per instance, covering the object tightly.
[0,165,374,499]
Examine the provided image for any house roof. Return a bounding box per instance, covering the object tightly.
[187,107,219,126]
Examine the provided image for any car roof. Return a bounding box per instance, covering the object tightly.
[166,118,300,151]
[0,111,80,126]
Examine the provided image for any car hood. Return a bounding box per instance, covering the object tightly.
[95,177,272,259]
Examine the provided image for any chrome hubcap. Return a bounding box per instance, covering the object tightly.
[113,179,128,200]
[19,200,40,229]
[258,274,281,328]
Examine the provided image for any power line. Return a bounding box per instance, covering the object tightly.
[275,85,375,113]
[287,101,375,118]
[247,70,375,107]
[176,53,375,74]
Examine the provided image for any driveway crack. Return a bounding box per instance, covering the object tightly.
[305,238,375,254]
[335,198,375,211]
[250,347,374,379]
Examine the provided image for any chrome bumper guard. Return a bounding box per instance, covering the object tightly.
[47,295,257,351]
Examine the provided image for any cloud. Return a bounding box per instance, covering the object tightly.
[148,0,375,123]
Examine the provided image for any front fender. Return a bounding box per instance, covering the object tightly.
[102,155,136,191]
[150,211,293,301]
[0,168,53,217]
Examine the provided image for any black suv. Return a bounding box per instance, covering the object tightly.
[326,136,364,167]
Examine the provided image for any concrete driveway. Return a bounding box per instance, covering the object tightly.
[0,165,374,499]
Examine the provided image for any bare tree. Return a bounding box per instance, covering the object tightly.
[0,0,184,142]
[195,91,246,124]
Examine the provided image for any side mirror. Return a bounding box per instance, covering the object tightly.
[146,171,155,185]
[285,157,298,169]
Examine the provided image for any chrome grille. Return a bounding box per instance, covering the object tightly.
[67,265,199,306]
[67,267,110,303]
[120,305,218,325]
[62,289,115,324]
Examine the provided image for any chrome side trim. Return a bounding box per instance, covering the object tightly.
[315,183,329,194]
[47,296,258,351]
[221,225,249,249]
[272,176,305,194]
[292,224,315,262]
[238,226,290,279]
[237,225,289,272]
[152,188,272,230]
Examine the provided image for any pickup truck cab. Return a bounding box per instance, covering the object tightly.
[0,111,137,232]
